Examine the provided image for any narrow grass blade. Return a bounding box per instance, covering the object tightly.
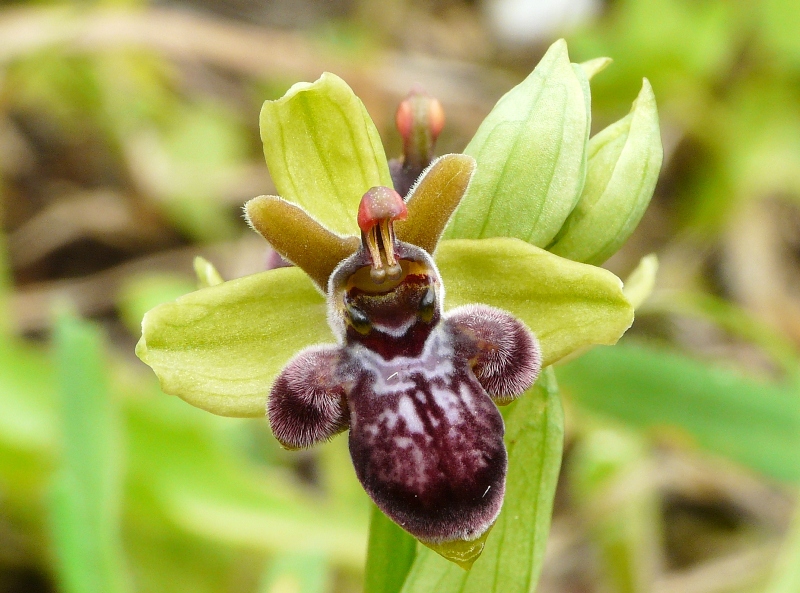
[50,313,130,593]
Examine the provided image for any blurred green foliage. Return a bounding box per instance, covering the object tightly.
[572,0,800,231]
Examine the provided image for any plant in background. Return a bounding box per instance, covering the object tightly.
[136,38,661,587]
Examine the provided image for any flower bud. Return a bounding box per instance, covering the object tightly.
[390,88,445,197]
[548,79,662,265]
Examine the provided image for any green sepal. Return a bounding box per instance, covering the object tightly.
[136,267,331,418]
[437,238,634,366]
[548,79,662,265]
[260,72,393,237]
[444,39,590,247]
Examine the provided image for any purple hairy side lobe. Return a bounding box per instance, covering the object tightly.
[268,346,350,450]
[447,304,542,405]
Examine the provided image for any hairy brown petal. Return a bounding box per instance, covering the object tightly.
[245,195,359,291]
[395,154,476,254]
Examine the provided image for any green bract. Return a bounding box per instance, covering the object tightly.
[444,40,590,246]
[137,39,659,419]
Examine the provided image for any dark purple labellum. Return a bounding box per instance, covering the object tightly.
[346,324,508,543]
[267,190,541,558]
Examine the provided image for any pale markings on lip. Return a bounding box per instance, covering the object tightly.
[372,317,417,338]
[354,328,455,396]
[397,395,425,433]
[459,382,479,415]
[431,384,463,425]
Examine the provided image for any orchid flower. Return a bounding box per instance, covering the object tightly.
[136,40,662,568]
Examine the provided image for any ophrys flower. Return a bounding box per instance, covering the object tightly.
[260,179,541,561]
[136,39,661,567]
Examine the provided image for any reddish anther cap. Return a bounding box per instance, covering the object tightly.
[357,186,407,233]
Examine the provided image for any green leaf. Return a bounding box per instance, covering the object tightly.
[0,339,57,530]
[260,72,393,236]
[765,505,800,593]
[400,369,564,593]
[258,553,329,593]
[364,505,417,593]
[640,290,800,379]
[548,80,662,265]
[436,238,634,366]
[0,339,56,455]
[558,343,800,483]
[569,425,660,593]
[444,39,590,247]
[50,314,130,593]
[136,267,331,418]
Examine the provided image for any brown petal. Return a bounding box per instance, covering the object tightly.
[245,195,359,291]
[395,154,476,254]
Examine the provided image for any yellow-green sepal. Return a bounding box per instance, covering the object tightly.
[444,39,590,247]
[260,72,393,237]
[437,238,634,365]
[548,79,662,265]
[136,267,331,418]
